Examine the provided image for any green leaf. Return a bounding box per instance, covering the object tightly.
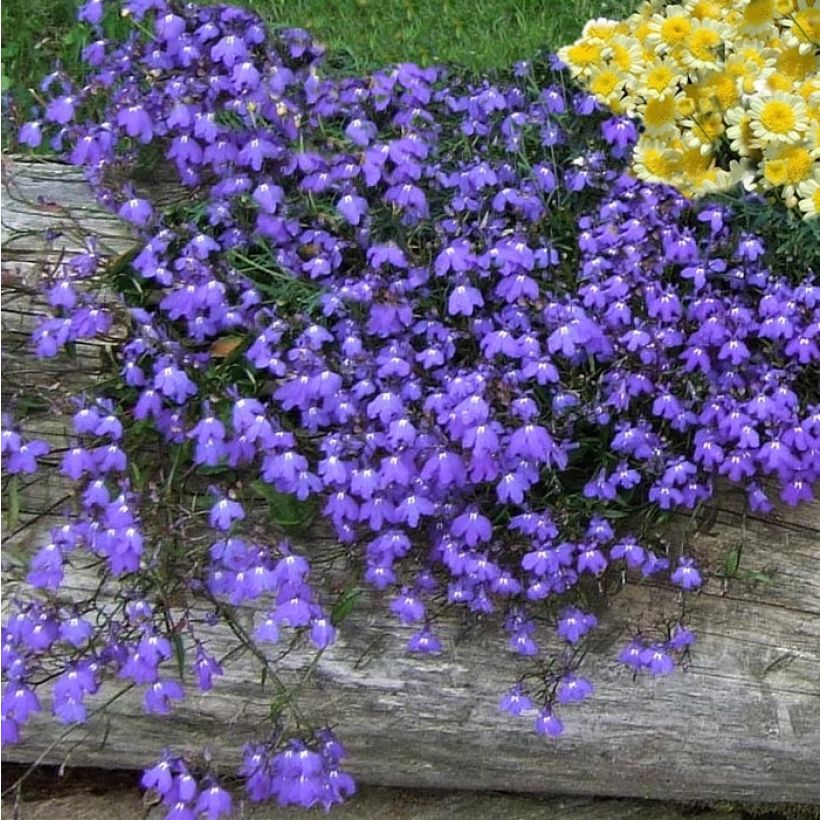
[3,475,20,530]
[251,480,316,532]
[599,507,632,519]
[129,459,144,491]
[723,546,741,578]
[738,570,774,586]
[331,587,364,627]
[171,632,186,682]
[268,690,291,722]
[195,465,233,477]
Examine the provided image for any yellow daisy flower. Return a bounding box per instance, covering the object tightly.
[606,35,645,75]
[581,17,621,42]
[678,84,702,117]
[701,68,743,109]
[761,72,801,93]
[761,143,817,194]
[804,115,820,150]
[725,44,776,96]
[781,0,820,53]
[647,6,695,54]
[588,66,629,105]
[558,38,605,77]
[737,0,781,35]
[677,142,721,192]
[681,109,727,152]
[683,0,728,20]
[750,91,810,142]
[775,45,819,82]
[681,19,728,71]
[797,173,820,218]
[632,136,683,182]
[725,105,763,154]
[795,78,820,105]
[638,56,684,97]
[639,91,687,136]
[633,16,657,54]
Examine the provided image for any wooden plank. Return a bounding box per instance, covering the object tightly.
[2,157,820,804]
[2,547,819,803]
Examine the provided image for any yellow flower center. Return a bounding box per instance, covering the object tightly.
[585,21,617,40]
[688,27,722,59]
[590,69,623,98]
[678,96,697,117]
[783,146,814,183]
[610,43,635,72]
[660,16,693,45]
[768,72,795,92]
[646,64,677,93]
[643,148,678,178]
[743,0,775,26]
[737,46,767,69]
[717,76,740,108]
[759,100,797,134]
[644,95,678,129]
[635,20,653,41]
[689,0,722,20]
[693,111,726,141]
[566,41,602,69]
[680,147,711,175]
[777,46,815,80]
[764,158,789,185]
[791,8,820,44]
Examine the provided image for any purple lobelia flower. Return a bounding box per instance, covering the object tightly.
[670,557,703,590]
[534,708,564,738]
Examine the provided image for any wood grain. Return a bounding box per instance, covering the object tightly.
[2,157,819,804]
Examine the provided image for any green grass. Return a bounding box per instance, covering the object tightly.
[2,0,639,109]
[252,0,638,71]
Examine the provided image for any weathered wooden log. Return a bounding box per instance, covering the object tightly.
[2,157,820,804]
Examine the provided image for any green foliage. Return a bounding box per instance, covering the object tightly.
[330,586,364,627]
[717,543,775,588]
[256,0,639,73]
[706,189,820,278]
[2,0,640,120]
[251,480,317,533]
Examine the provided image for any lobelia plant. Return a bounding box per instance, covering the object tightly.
[2,0,819,815]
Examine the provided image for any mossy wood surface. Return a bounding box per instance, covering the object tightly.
[2,157,819,804]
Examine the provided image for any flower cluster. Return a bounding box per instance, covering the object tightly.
[141,750,233,819]
[3,0,818,814]
[140,734,354,816]
[239,730,355,810]
[1,416,50,475]
[558,0,820,214]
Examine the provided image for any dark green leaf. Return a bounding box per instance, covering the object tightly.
[171,632,186,682]
[268,690,291,722]
[251,480,316,532]
[4,475,20,530]
[738,570,774,586]
[723,546,741,579]
[331,587,364,627]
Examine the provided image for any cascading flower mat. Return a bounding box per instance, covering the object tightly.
[3,0,819,815]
